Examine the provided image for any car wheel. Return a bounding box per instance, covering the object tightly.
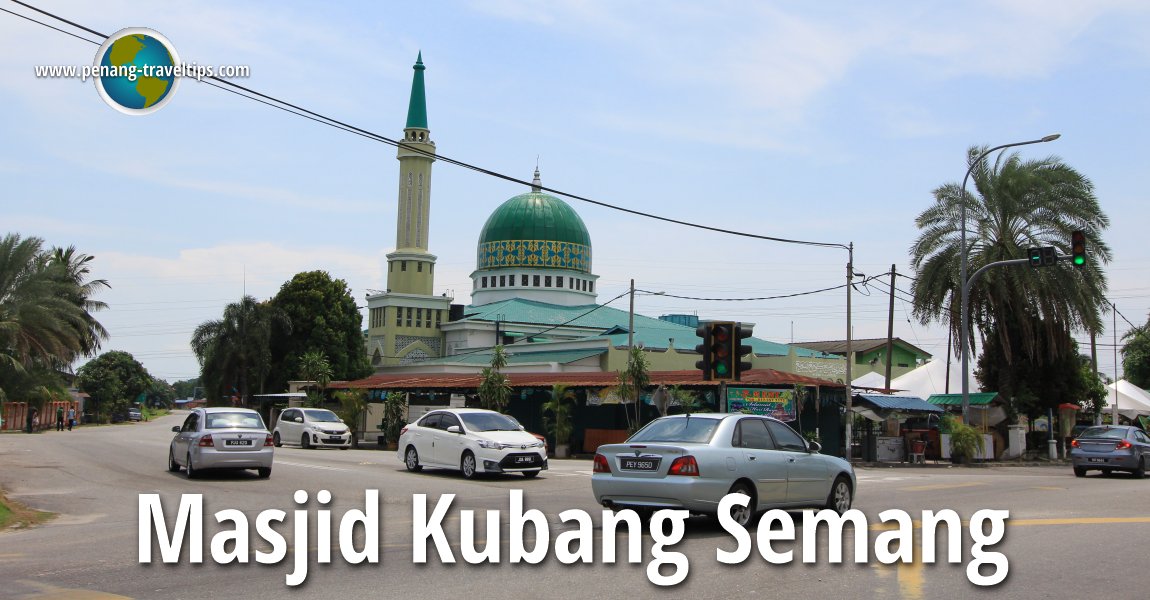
[404,446,423,472]
[1134,457,1146,479]
[460,451,478,479]
[301,434,311,450]
[826,476,853,514]
[185,452,198,479]
[167,448,181,472]
[272,432,282,447]
[1074,466,1087,477]
[726,482,756,527]
[522,469,540,479]
[257,467,272,479]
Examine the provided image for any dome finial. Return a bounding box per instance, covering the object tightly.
[531,161,542,192]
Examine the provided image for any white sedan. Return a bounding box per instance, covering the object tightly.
[168,407,274,479]
[397,408,547,478]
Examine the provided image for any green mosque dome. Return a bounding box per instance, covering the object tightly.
[476,175,592,273]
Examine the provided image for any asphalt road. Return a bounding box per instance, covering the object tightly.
[2,411,1149,599]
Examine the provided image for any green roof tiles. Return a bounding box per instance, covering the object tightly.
[405,52,428,129]
[460,298,834,358]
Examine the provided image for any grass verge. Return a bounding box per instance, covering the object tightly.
[0,490,55,531]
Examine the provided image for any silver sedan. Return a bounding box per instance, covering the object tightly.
[168,407,274,478]
[591,413,855,525]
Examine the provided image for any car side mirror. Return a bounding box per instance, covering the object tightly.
[807,441,822,453]
[171,426,181,432]
[446,425,462,434]
[295,417,304,423]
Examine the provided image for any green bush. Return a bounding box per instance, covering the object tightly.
[949,423,985,462]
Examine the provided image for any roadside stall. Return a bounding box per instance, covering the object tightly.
[927,392,1006,459]
[850,394,944,462]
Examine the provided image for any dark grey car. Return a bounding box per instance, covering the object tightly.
[1070,425,1150,478]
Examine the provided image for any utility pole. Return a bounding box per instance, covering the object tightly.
[884,265,896,391]
[1112,302,1119,426]
[1090,328,1100,425]
[844,244,854,461]
[628,278,638,429]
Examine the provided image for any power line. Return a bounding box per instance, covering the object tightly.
[5,0,848,252]
[634,273,887,302]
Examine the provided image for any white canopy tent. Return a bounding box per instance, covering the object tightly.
[889,359,980,399]
[851,371,889,389]
[1105,380,1150,418]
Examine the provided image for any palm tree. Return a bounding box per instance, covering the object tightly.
[543,383,575,456]
[617,345,651,431]
[910,147,1110,368]
[477,345,510,412]
[191,295,289,406]
[297,350,333,406]
[0,234,92,372]
[48,245,110,356]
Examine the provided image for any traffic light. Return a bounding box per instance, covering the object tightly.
[733,322,754,380]
[694,323,712,381]
[1027,247,1043,267]
[1027,246,1058,267]
[710,322,735,380]
[1071,230,1086,268]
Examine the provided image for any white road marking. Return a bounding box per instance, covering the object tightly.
[276,460,349,472]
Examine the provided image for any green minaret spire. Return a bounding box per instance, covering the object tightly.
[405,51,428,129]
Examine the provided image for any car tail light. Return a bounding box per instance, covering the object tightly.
[668,455,700,476]
[264,434,274,447]
[197,434,214,447]
[593,453,611,473]
[400,426,409,436]
[1116,440,1133,450]
[1071,439,1080,448]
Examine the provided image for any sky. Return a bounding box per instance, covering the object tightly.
[2,0,1149,387]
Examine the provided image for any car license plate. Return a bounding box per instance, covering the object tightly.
[515,456,534,464]
[326,437,343,444]
[1088,458,1106,463]
[621,457,659,471]
[224,439,252,447]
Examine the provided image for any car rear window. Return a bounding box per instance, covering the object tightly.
[205,412,264,430]
[1079,426,1127,440]
[628,417,720,443]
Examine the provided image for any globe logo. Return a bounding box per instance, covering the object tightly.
[92,27,181,115]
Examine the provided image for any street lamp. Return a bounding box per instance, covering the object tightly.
[959,134,1060,423]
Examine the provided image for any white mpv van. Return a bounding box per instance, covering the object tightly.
[273,407,351,449]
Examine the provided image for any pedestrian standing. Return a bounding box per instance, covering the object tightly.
[56,404,65,431]
[67,406,76,431]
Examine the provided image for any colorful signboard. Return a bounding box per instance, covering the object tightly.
[727,387,796,421]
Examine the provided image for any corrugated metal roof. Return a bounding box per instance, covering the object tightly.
[927,392,1000,406]
[854,394,943,413]
[335,369,844,391]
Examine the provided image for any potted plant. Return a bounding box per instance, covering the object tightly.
[949,422,986,464]
[544,384,575,458]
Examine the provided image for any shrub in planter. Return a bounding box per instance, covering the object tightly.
[949,423,985,463]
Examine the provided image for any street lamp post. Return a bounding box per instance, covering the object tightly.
[959,134,1060,423]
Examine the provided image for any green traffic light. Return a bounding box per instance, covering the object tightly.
[715,363,729,376]
[1074,256,1085,266]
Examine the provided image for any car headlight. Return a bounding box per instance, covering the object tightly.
[529,440,544,448]
[477,439,502,449]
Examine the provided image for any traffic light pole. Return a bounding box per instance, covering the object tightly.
[960,257,1030,421]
